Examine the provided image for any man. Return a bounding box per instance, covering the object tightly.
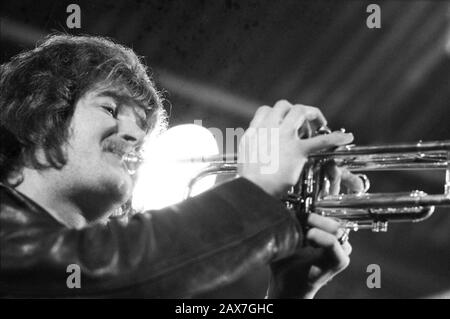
[0,35,360,298]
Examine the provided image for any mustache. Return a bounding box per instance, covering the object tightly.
[103,139,138,157]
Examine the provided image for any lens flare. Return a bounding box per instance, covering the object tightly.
[132,124,219,211]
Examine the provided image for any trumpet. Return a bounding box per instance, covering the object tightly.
[124,139,450,232]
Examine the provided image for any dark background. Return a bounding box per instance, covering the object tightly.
[1,0,449,298]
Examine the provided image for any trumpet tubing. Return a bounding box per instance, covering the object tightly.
[182,140,450,232]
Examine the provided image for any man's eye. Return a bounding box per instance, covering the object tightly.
[101,105,117,117]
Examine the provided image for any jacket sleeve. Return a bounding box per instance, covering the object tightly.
[0,178,302,298]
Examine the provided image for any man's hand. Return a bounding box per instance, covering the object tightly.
[238,100,366,298]
[267,214,352,299]
[267,164,365,299]
[238,100,354,196]
[268,165,364,298]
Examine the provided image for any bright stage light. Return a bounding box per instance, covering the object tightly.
[132,124,219,211]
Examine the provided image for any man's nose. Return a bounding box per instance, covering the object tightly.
[117,117,146,144]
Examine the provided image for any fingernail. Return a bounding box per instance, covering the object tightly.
[335,131,353,137]
[344,132,353,137]
[340,132,354,142]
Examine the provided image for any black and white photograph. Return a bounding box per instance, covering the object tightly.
[0,0,449,302]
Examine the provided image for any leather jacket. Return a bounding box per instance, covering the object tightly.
[0,178,302,298]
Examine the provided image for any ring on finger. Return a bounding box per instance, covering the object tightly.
[338,229,350,245]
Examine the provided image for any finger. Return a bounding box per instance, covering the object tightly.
[249,105,272,128]
[318,177,331,198]
[341,169,365,194]
[341,241,352,256]
[297,120,313,139]
[301,131,354,154]
[281,104,327,136]
[337,227,350,242]
[272,100,293,123]
[323,161,342,195]
[306,228,350,271]
[336,228,352,256]
[299,105,328,130]
[280,105,307,133]
[307,213,341,236]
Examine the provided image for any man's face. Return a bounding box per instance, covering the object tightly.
[55,84,148,221]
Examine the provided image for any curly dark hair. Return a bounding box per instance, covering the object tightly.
[0,34,167,185]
